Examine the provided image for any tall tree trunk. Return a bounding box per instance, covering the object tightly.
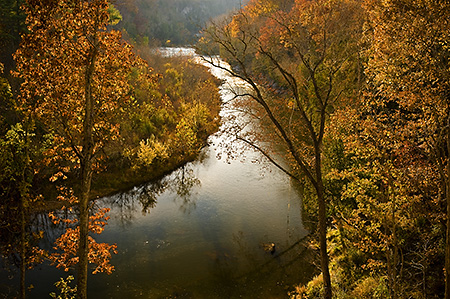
[445,115,450,299]
[76,37,97,299]
[19,123,31,299]
[317,181,332,299]
[315,131,331,299]
[76,162,92,299]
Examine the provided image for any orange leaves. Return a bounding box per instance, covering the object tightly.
[50,171,67,182]
[27,247,46,269]
[258,17,284,49]
[227,0,281,39]
[49,206,117,275]
[88,208,111,234]
[366,0,450,112]
[88,238,117,275]
[15,0,145,175]
[50,227,80,272]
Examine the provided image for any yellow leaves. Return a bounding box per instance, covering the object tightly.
[49,276,77,298]
[245,0,279,18]
[176,117,197,151]
[128,136,169,167]
[174,101,211,154]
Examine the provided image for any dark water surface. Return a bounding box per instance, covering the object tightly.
[1,48,313,298]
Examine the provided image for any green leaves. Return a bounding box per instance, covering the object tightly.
[107,4,122,26]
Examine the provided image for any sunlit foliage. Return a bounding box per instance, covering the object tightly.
[201,0,364,297]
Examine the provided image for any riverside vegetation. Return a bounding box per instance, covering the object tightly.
[199,0,450,298]
[0,1,220,297]
[1,0,450,298]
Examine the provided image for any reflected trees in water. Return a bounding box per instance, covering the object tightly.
[0,206,44,299]
[104,163,202,226]
[203,230,313,298]
[170,165,201,214]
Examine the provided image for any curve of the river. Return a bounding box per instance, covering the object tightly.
[2,48,313,298]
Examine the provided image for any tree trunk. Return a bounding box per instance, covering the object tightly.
[76,35,97,299]
[20,199,26,299]
[76,163,92,299]
[20,124,30,299]
[315,133,331,299]
[445,117,450,299]
[317,180,332,299]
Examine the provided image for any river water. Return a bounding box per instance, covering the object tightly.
[1,48,312,298]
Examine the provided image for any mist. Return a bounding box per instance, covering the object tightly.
[114,0,249,46]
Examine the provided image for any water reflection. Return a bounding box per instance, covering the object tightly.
[101,163,202,230]
[169,165,201,214]
[201,229,313,298]
[85,136,311,298]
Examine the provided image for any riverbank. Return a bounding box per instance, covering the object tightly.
[39,127,219,213]
[89,139,213,200]
[36,50,222,211]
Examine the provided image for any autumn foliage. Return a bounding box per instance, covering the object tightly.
[2,0,449,297]
[14,0,146,173]
[202,0,450,298]
[49,205,117,275]
[14,0,149,297]
[2,0,221,296]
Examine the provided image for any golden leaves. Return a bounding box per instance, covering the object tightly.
[15,0,146,183]
[14,0,143,277]
[245,0,279,18]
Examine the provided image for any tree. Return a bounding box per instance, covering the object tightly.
[200,0,364,297]
[14,0,145,297]
[0,122,45,299]
[1,63,46,299]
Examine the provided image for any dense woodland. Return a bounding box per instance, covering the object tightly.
[0,0,449,298]
[0,0,221,297]
[199,0,450,298]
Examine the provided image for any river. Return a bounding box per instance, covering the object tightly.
[1,48,312,298]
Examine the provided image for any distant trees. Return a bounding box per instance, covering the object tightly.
[115,0,247,46]
[120,56,221,175]
[200,0,364,297]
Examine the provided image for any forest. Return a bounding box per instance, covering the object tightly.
[114,0,247,46]
[1,0,450,298]
[198,0,449,298]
